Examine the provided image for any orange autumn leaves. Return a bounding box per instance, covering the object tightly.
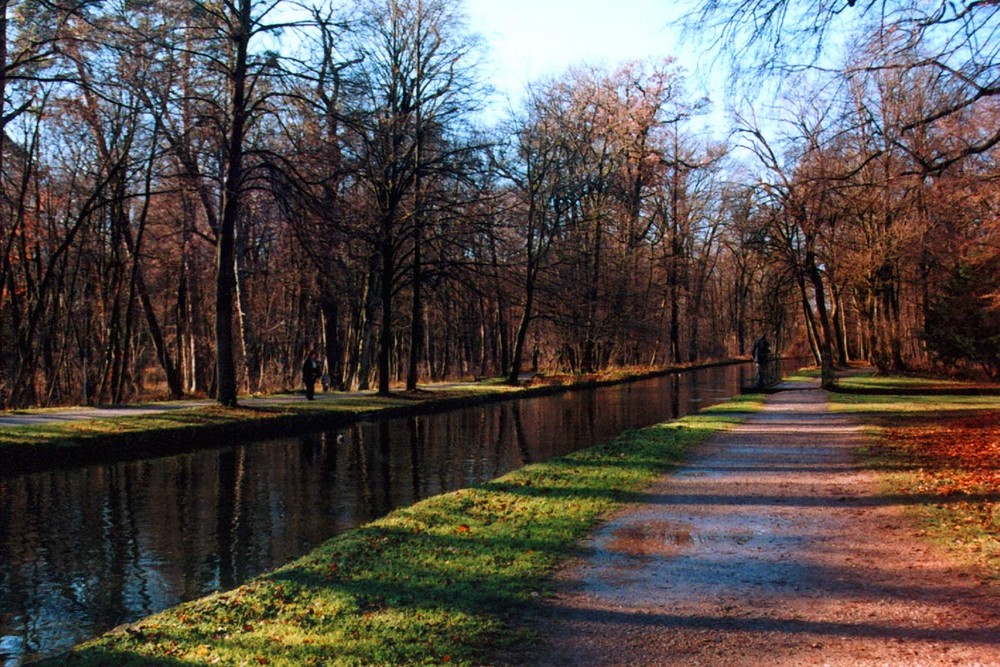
[886,411,1000,494]
[881,409,1000,567]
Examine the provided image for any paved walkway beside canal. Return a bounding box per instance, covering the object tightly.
[507,380,1000,666]
[0,384,478,428]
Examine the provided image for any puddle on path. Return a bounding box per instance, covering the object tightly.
[607,520,755,557]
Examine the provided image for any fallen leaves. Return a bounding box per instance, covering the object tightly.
[887,411,1000,492]
[882,410,1000,564]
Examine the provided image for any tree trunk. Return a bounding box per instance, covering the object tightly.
[406,222,422,391]
[377,239,394,396]
[831,283,849,366]
[176,259,194,394]
[798,274,822,365]
[123,220,183,399]
[235,225,260,393]
[322,299,343,390]
[805,251,836,388]
[216,218,239,406]
[669,272,681,365]
[215,0,251,408]
[507,275,536,385]
[356,258,379,391]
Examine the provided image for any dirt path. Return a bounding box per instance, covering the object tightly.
[503,383,1000,666]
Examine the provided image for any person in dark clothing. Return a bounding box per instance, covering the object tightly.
[752,336,770,364]
[302,350,320,400]
[752,335,771,387]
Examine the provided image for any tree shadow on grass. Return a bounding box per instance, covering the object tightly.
[485,476,1000,510]
[57,523,587,666]
[39,647,193,667]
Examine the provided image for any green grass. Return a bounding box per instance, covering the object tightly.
[829,391,1000,413]
[0,384,535,464]
[834,371,990,392]
[783,368,820,382]
[0,362,752,472]
[0,368,702,452]
[0,398,406,447]
[44,396,764,667]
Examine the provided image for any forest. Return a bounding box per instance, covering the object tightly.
[0,0,997,408]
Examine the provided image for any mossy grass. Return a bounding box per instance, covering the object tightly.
[42,396,764,666]
[828,382,1000,577]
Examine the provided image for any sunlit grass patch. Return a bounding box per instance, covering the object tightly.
[0,366,709,452]
[786,367,821,381]
[0,406,225,447]
[828,391,1000,413]
[0,388,529,456]
[700,392,767,420]
[46,400,761,666]
[835,372,998,393]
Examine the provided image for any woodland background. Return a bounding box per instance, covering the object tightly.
[0,0,997,407]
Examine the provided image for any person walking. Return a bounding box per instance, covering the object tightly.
[752,335,771,387]
[302,350,320,401]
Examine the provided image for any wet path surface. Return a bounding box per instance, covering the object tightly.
[510,383,1000,666]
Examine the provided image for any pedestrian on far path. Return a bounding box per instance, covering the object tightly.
[752,335,770,364]
[752,335,771,387]
[302,350,321,401]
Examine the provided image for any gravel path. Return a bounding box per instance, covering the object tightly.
[502,383,1000,666]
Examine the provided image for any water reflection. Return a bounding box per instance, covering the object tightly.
[0,363,757,664]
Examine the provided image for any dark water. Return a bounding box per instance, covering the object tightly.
[0,363,759,664]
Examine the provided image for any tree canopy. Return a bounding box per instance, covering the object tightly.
[0,0,997,408]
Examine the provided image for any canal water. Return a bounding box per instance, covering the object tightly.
[0,363,759,664]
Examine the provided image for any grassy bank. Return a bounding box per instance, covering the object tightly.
[0,386,513,473]
[0,360,746,473]
[832,371,1000,395]
[42,395,764,667]
[828,373,1000,577]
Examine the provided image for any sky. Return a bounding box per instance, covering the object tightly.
[462,0,715,113]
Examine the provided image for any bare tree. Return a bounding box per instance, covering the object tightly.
[688,0,1000,167]
[347,0,481,395]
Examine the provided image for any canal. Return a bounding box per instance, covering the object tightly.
[1,362,762,664]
